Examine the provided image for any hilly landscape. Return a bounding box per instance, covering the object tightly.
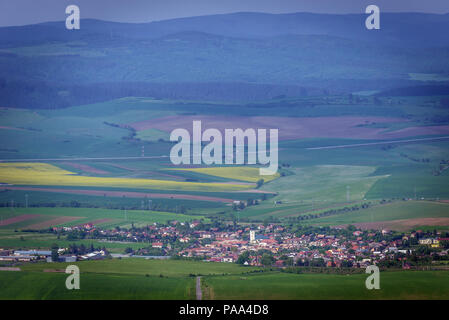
[0,11,448,300]
[1,12,449,108]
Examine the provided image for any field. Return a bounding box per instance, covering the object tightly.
[309,200,449,230]
[0,258,447,299]
[201,271,449,300]
[170,166,279,183]
[128,114,449,141]
[0,271,195,300]
[0,206,210,252]
[20,258,262,276]
[0,207,201,230]
[1,95,449,226]
[0,162,251,192]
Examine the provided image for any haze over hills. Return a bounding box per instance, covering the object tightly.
[0,12,449,108]
[2,12,449,47]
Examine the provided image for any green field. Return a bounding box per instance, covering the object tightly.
[309,200,449,228]
[0,258,447,299]
[20,258,262,277]
[0,271,195,300]
[201,271,449,300]
[0,207,202,229]
[0,207,206,251]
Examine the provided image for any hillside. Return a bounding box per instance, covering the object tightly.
[1,12,449,109]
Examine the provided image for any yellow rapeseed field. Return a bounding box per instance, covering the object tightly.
[170,166,279,183]
[0,163,251,192]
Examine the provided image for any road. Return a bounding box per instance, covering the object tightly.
[196,276,202,300]
[0,155,169,162]
[306,136,449,150]
[1,136,448,162]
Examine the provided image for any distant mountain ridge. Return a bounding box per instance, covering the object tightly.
[0,12,448,108]
[1,12,449,48]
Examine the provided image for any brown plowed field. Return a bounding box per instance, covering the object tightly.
[80,218,113,226]
[26,216,83,230]
[0,214,39,226]
[338,217,449,231]
[64,162,109,175]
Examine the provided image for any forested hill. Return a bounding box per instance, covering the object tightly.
[3,12,449,48]
[1,12,449,109]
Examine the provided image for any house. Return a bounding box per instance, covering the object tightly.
[14,250,51,257]
[152,242,163,248]
[419,238,433,245]
[222,257,234,263]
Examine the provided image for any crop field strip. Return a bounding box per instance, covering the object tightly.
[0,163,253,192]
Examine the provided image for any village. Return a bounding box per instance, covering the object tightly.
[1,220,448,269]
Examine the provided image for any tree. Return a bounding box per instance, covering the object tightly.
[236,251,251,265]
[124,247,134,254]
[51,243,59,262]
[260,253,274,267]
[286,257,294,266]
[79,244,87,255]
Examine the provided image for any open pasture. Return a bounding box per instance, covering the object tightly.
[309,200,449,230]
[170,166,279,183]
[202,271,449,300]
[0,271,195,300]
[0,207,201,230]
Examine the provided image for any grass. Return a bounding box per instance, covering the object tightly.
[20,258,262,277]
[0,229,149,252]
[240,165,386,219]
[0,207,202,230]
[309,200,449,227]
[171,166,279,183]
[0,206,207,251]
[202,270,449,300]
[0,271,195,300]
[135,128,170,142]
[1,260,447,299]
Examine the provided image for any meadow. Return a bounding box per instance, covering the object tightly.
[307,200,449,230]
[1,95,449,225]
[169,166,279,183]
[201,270,449,300]
[20,258,262,277]
[0,258,447,299]
[0,207,202,230]
[0,271,195,300]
